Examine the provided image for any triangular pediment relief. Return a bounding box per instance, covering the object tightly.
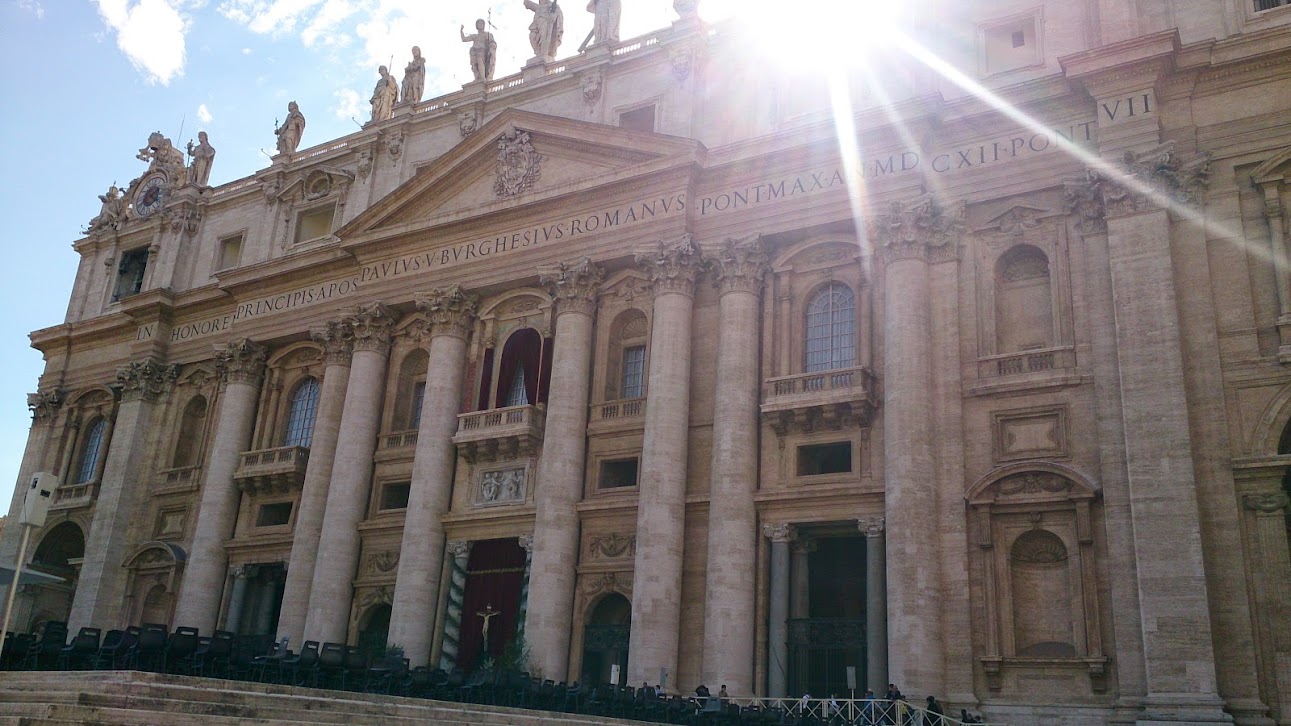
[1252,146,1291,185]
[976,204,1057,233]
[338,109,704,245]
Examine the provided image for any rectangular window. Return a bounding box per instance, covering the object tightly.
[217,234,243,271]
[409,381,426,430]
[619,105,656,133]
[981,13,1042,76]
[1011,30,1025,47]
[295,204,336,243]
[380,482,411,511]
[599,458,640,489]
[112,247,149,301]
[621,345,646,399]
[796,442,852,476]
[256,502,293,527]
[1256,0,1289,10]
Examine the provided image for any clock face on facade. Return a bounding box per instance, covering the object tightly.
[133,173,167,218]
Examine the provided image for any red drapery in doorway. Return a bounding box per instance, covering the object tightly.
[457,538,526,670]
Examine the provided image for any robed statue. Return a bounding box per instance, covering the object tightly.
[400,46,425,104]
[525,0,564,61]
[275,101,306,155]
[186,131,216,187]
[370,65,398,123]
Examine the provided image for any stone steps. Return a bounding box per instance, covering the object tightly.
[0,671,653,726]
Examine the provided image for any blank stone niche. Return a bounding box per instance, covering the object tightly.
[994,244,1054,353]
[1010,529,1076,657]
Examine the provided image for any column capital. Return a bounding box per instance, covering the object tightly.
[1243,491,1290,513]
[27,388,64,424]
[416,284,479,340]
[517,533,535,553]
[215,338,268,388]
[540,256,604,316]
[869,194,964,265]
[762,522,796,544]
[447,539,473,559]
[1064,171,1108,235]
[636,233,703,297]
[310,319,355,367]
[346,301,398,354]
[1072,142,1211,222]
[117,358,180,401]
[858,516,886,538]
[707,234,769,295]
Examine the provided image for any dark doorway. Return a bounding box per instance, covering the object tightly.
[788,536,866,698]
[357,603,392,658]
[458,539,526,670]
[237,563,286,637]
[582,593,630,686]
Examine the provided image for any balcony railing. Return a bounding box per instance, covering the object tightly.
[453,404,546,462]
[588,397,646,433]
[761,366,877,434]
[234,445,310,495]
[382,430,420,450]
[155,464,201,489]
[978,345,1075,379]
[53,482,93,505]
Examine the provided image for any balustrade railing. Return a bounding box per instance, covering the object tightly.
[458,404,538,431]
[156,464,200,487]
[764,366,873,401]
[234,445,310,493]
[978,345,1074,378]
[592,397,646,421]
[382,430,419,450]
[716,697,992,726]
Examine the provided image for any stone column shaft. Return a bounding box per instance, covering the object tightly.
[437,542,473,670]
[701,236,767,694]
[304,302,395,644]
[861,518,888,693]
[226,568,250,634]
[628,289,695,688]
[527,258,601,681]
[277,323,352,645]
[765,524,794,698]
[789,541,809,621]
[389,288,476,666]
[516,534,534,640]
[175,341,265,632]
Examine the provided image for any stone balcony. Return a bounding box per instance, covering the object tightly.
[978,345,1076,379]
[155,464,201,492]
[375,429,419,462]
[233,445,310,495]
[761,366,878,435]
[587,397,646,435]
[453,404,546,463]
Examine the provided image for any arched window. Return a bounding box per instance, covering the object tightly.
[492,328,545,408]
[605,310,649,401]
[995,245,1054,354]
[283,377,321,448]
[805,283,856,372]
[392,350,428,431]
[77,418,107,484]
[171,395,208,468]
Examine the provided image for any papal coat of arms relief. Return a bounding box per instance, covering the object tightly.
[493,125,542,199]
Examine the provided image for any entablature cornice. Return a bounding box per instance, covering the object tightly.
[1058,29,1181,86]
[213,246,355,296]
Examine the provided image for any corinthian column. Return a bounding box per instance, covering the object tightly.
[871,195,960,696]
[627,235,702,688]
[304,302,397,644]
[277,320,354,646]
[700,235,767,693]
[858,516,888,693]
[526,257,603,680]
[764,522,795,698]
[174,341,266,632]
[388,286,478,665]
[436,540,473,670]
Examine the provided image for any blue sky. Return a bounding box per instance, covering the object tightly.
[0,0,715,513]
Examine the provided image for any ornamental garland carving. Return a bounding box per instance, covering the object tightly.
[310,319,355,367]
[588,532,636,559]
[494,125,542,199]
[364,550,400,574]
[359,585,393,607]
[991,471,1072,498]
[345,301,397,353]
[117,359,180,401]
[540,256,604,315]
[868,194,965,263]
[635,234,703,295]
[215,338,268,387]
[417,284,480,340]
[1243,492,1290,513]
[708,234,769,294]
[581,571,633,598]
[27,388,63,423]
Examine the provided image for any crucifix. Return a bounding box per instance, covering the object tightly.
[477,603,500,649]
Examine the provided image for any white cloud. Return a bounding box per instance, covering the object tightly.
[301,0,356,47]
[197,103,213,123]
[218,0,325,35]
[18,0,45,20]
[241,47,253,54]
[93,0,190,85]
[332,88,364,121]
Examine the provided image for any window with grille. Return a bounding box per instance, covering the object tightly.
[283,377,321,448]
[805,283,856,372]
[504,364,528,407]
[77,418,107,484]
[1256,0,1289,11]
[409,381,426,430]
[621,345,646,398]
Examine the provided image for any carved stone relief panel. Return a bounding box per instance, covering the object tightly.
[474,462,529,507]
[992,405,1068,463]
[153,506,188,540]
[586,532,636,560]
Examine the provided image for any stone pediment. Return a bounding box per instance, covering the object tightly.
[337,109,704,245]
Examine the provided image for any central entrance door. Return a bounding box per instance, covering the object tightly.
[582,593,630,686]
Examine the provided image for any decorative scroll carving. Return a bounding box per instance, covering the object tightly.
[311,319,355,367]
[517,534,535,552]
[117,359,180,401]
[869,194,965,263]
[215,338,268,387]
[991,472,1072,497]
[1243,492,1290,513]
[346,302,397,353]
[355,148,374,180]
[1064,171,1106,235]
[857,516,885,538]
[1103,143,1211,217]
[762,522,797,543]
[581,71,603,106]
[636,234,703,296]
[582,571,632,597]
[670,46,693,82]
[459,109,480,138]
[365,550,400,574]
[416,284,480,340]
[589,533,636,559]
[447,540,474,560]
[27,388,63,423]
[359,585,393,607]
[708,234,769,294]
[383,128,404,161]
[540,256,604,315]
[494,125,542,199]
